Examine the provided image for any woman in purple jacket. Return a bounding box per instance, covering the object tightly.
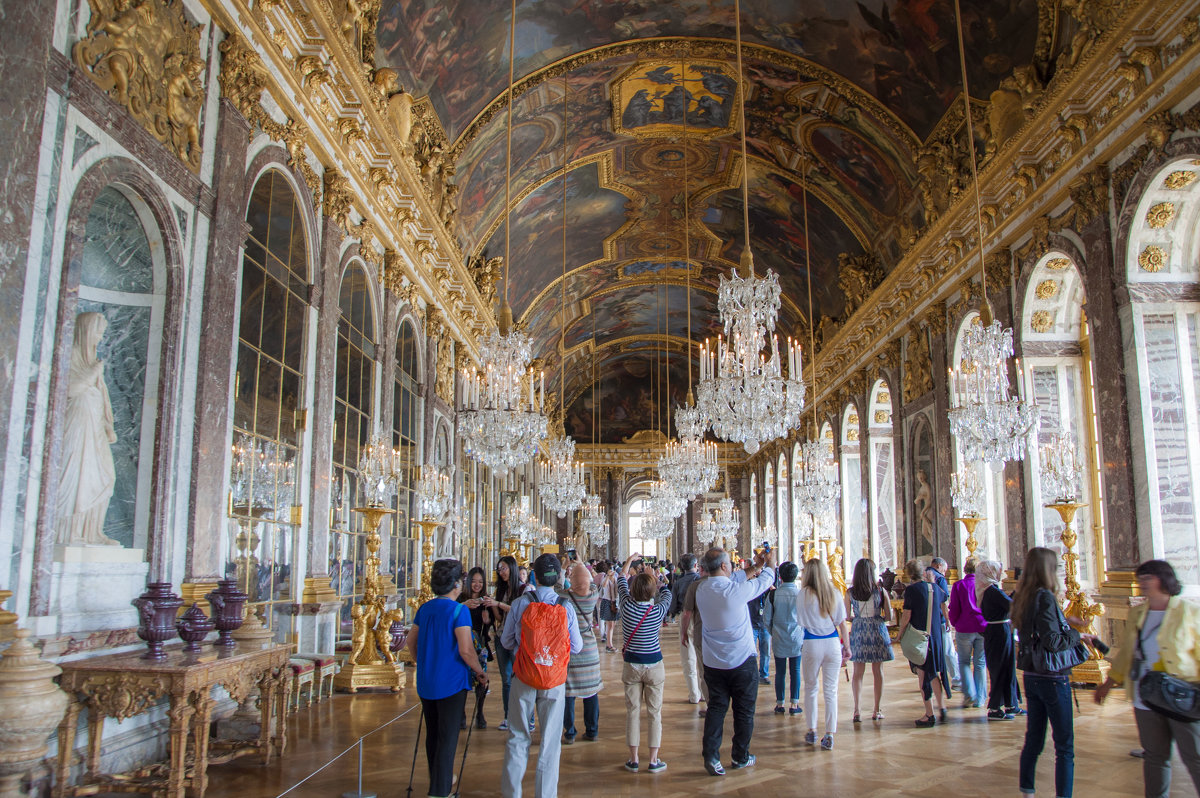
[947,558,987,709]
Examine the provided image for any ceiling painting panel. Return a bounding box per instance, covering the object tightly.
[563,349,694,444]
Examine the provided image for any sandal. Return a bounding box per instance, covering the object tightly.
[871,710,884,721]
[852,713,861,724]
[605,645,616,653]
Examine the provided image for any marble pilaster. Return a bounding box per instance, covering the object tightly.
[928,326,955,565]
[186,99,251,583]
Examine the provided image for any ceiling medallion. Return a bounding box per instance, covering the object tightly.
[1030,310,1055,333]
[1138,245,1166,273]
[1145,201,1176,229]
[1035,280,1059,300]
[1163,170,1198,190]
[1044,257,1070,270]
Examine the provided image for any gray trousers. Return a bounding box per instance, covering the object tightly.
[501,676,565,798]
[1135,707,1200,797]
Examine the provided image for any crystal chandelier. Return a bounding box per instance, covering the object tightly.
[950,463,985,518]
[696,505,719,545]
[714,497,741,542]
[658,402,720,500]
[642,480,686,540]
[947,318,1040,470]
[694,1,805,454]
[945,0,1038,472]
[503,499,536,544]
[793,439,840,519]
[581,493,609,546]
[416,464,453,521]
[356,435,401,507]
[539,434,586,517]
[1040,430,1082,504]
[458,324,547,473]
[230,433,295,512]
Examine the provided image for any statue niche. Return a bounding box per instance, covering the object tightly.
[73,0,206,171]
[56,313,121,547]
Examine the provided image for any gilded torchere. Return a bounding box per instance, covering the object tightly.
[334,505,405,693]
[1047,501,1109,685]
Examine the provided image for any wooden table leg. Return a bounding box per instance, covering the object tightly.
[165,693,195,798]
[191,693,214,798]
[256,671,275,765]
[54,701,81,798]
[274,667,291,758]
[85,706,104,781]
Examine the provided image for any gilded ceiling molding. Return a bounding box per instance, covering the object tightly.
[75,0,207,172]
[447,37,921,163]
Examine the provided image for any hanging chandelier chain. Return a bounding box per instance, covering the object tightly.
[734,0,752,272]
[953,0,990,308]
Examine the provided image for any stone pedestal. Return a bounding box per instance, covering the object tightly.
[47,547,148,634]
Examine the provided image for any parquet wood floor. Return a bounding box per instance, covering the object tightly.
[206,626,1192,797]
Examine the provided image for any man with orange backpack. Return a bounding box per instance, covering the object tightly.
[499,553,583,798]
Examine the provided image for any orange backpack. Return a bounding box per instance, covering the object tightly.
[513,593,571,689]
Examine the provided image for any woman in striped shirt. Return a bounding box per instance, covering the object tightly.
[617,551,672,774]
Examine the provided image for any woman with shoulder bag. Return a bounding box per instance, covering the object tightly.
[1095,559,1200,797]
[557,561,604,744]
[1013,547,1099,798]
[617,552,672,773]
[763,561,804,716]
[896,558,950,727]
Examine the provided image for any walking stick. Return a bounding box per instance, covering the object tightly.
[405,707,424,798]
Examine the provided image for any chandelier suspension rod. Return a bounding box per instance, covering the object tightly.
[560,77,568,422]
[502,0,517,315]
[953,0,992,321]
[801,102,818,428]
[683,58,694,397]
[734,0,753,274]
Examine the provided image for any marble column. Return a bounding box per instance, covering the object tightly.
[1076,218,1139,572]
[928,318,956,565]
[187,99,251,584]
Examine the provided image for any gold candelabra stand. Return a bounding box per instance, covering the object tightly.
[334,505,405,693]
[408,518,442,615]
[956,515,984,559]
[1047,501,1108,685]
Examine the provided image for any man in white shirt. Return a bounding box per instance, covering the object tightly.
[500,554,583,798]
[694,546,776,776]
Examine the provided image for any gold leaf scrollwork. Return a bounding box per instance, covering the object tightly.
[1145,201,1176,229]
[1035,280,1059,300]
[1031,310,1055,333]
[323,168,353,232]
[81,673,168,721]
[1138,245,1166,273]
[1164,170,1197,190]
[353,219,381,266]
[382,249,405,296]
[1045,257,1071,270]
[74,0,206,171]
[436,333,455,404]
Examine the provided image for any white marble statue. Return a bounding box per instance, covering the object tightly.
[55,312,120,546]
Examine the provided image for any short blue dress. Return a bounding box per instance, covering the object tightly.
[849,589,895,663]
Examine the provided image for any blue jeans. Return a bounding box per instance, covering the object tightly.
[955,631,987,706]
[495,644,515,719]
[753,628,771,679]
[562,694,599,739]
[774,655,801,703]
[1020,673,1074,798]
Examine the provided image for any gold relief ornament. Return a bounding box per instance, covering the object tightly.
[1138,245,1166,273]
[1031,310,1055,333]
[837,253,885,318]
[73,0,206,171]
[323,168,354,232]
[352,219,381,265]
[1163,170,1197,190]
[1035,279,1060,300]
[873,410,890,424]
[1145,201,1176,229]
[382,249,404,295]
[435,332,455,403]
[1044,256,1071,271]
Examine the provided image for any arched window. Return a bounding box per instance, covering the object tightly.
[1021,254,1099,585]
[72,186,166,552]
[229,170,310,638]
[868,380,896,569]
[763,461,776,538]
[331,261,377,637]
[840,405,866,564]
[390,318,421,608]
[626,494,665,560]
[952,312,1009,565]
[1124,160,1200,586]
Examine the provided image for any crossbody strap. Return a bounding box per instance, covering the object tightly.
[925,583,934,634]
[565,591,595,641]
[622,603,655,653]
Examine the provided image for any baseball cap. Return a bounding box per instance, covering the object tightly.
[533,553,560,584]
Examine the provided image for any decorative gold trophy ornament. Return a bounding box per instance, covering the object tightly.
[335,437,405,692]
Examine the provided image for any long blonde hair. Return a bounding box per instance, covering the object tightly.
[1012,547,1060,636]
[801,557,839,618]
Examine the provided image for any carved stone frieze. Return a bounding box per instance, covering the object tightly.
[1068,163,1110,227]
[924,305,947,337]
[74,0,206,170]
[837,253,885,318]
[352,219,381,265]
[985,247,1012,293]
[902,325,933,404]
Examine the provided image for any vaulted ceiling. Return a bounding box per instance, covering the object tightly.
[375,0,1041,442]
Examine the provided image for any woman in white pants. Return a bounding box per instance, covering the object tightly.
[798,557,850,750]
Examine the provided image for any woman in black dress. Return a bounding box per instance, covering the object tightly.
[897,558,951,727]
[457,566,492,728]
[976,559,1022,720]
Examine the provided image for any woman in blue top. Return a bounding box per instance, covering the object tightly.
[406,559,489,798]
[763,561,804,715]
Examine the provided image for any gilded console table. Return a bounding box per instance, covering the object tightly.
[54,643,292,798]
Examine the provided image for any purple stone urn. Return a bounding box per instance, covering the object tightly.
[131,582,183,660]
[176,602,214,652]
[204,580,248,648]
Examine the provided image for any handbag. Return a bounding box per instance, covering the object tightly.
[1026,596,1089,674]
[1135,611,1200,722]
[901,584,934,666]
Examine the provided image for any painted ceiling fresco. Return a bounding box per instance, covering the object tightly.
[374,0,1041,442]
[562,351,693,445]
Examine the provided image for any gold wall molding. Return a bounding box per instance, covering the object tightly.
[75,0,207,171]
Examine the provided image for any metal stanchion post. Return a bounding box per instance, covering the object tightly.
[341,739,377,798]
